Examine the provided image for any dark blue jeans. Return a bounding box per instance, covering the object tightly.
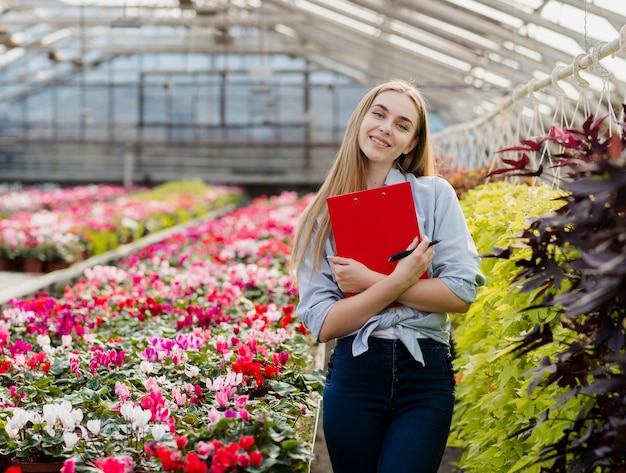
[322,335,455,473]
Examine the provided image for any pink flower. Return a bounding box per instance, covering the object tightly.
[9,386,24,399]
[94,457,132,473]
[115,382,131,403]
[234,395,248,410]
[172,387,187,406]
[69,356,82,376]
[215,386,236,407]
[60,459,76,473]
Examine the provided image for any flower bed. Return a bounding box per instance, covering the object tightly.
[0,184,139,218]
[0,191,324,473]
[0,181,245,272]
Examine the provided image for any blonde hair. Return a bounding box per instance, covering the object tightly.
[291,79,436,280]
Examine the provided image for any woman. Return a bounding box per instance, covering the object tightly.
[291,79,485,473]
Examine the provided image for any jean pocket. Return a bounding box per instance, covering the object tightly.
[324,348,336,388]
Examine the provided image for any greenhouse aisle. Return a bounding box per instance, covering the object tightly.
[0,271,39,291]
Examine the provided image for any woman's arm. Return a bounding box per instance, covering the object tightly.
[318,237,434,342]
[329,258,469,314]
[329,179,483,317]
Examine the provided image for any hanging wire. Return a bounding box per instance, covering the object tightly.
[433,30,625,172]
[584,0,589,52]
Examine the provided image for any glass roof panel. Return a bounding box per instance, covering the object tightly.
[0,0,624,128]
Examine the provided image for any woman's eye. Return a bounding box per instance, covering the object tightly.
[397,123,408,131]
[372,111,383,118]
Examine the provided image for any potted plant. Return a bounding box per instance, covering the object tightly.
[1,401,85,471]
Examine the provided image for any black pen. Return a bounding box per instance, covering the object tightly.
[388,239,441,263]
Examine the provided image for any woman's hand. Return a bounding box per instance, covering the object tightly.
[327,256,375,295]
[327,236,434,295]
[389,237,435,290]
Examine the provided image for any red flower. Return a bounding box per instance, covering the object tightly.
[264,364,278,378]
[249,450,263,467]
[184,452,207,473]
[0,359,12,374]
[238,435,254,451]
[175,435,189,450]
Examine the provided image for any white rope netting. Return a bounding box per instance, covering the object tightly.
[433,25,626,182]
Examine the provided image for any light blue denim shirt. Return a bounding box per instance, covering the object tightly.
[295,168,486,366]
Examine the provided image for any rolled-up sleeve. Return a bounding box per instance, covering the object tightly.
[428,179,485,303]
[295,237,343,341]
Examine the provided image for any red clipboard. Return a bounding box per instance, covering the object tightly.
[326,181,427,302]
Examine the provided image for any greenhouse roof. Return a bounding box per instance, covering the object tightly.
[1,0,625,126]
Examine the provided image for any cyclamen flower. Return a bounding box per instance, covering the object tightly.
[249,450,263,467]
[184,452,207,473]
[9,385,25,400]
[140,360,154,374]
[0,325,10,351]
[42,401,83,435]
[115,381,131,403]
[140,391,170,422]
[0,359,12,374]
[69,356,82,376]
[8,339,32,357]
[89,346,125,373]
[172,387,187,406]
[60,459,75,473]
[94,456,133,473]
[120,404,152,430]
[239,435,254,451]
[5,408,35,437]
[215,386,236,408]
[63,431,80,448]
[175,435,188,449]
[151,424,167,441]
[87,419,101,435]
[185,365,199,377]
[205,372,243,391]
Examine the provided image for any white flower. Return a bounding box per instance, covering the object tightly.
[120,403,134,420]
[5,408,34,437]
[37,334,51,348]
[133,409,152,430]
[86,419,101,435]
[120,404,152,430]
[63,431,80,449]
[54,401,83,431]
[151,424,167,441]
[185,365,200,377]
[61,335,72,348]
[140,360,153,374]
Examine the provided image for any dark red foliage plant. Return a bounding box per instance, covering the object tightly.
[488,106,626,472]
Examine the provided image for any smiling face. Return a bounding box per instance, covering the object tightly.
[358,90,419,171]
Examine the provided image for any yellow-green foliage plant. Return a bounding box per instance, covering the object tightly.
[450,181,592,473]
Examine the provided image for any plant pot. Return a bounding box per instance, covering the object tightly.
[0,256,21,272]
[43,259,70,273]
[0,453,15,470]
[11,458,65,473]
[22,258,44,274]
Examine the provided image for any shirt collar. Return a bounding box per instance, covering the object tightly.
[384,167,407,186]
